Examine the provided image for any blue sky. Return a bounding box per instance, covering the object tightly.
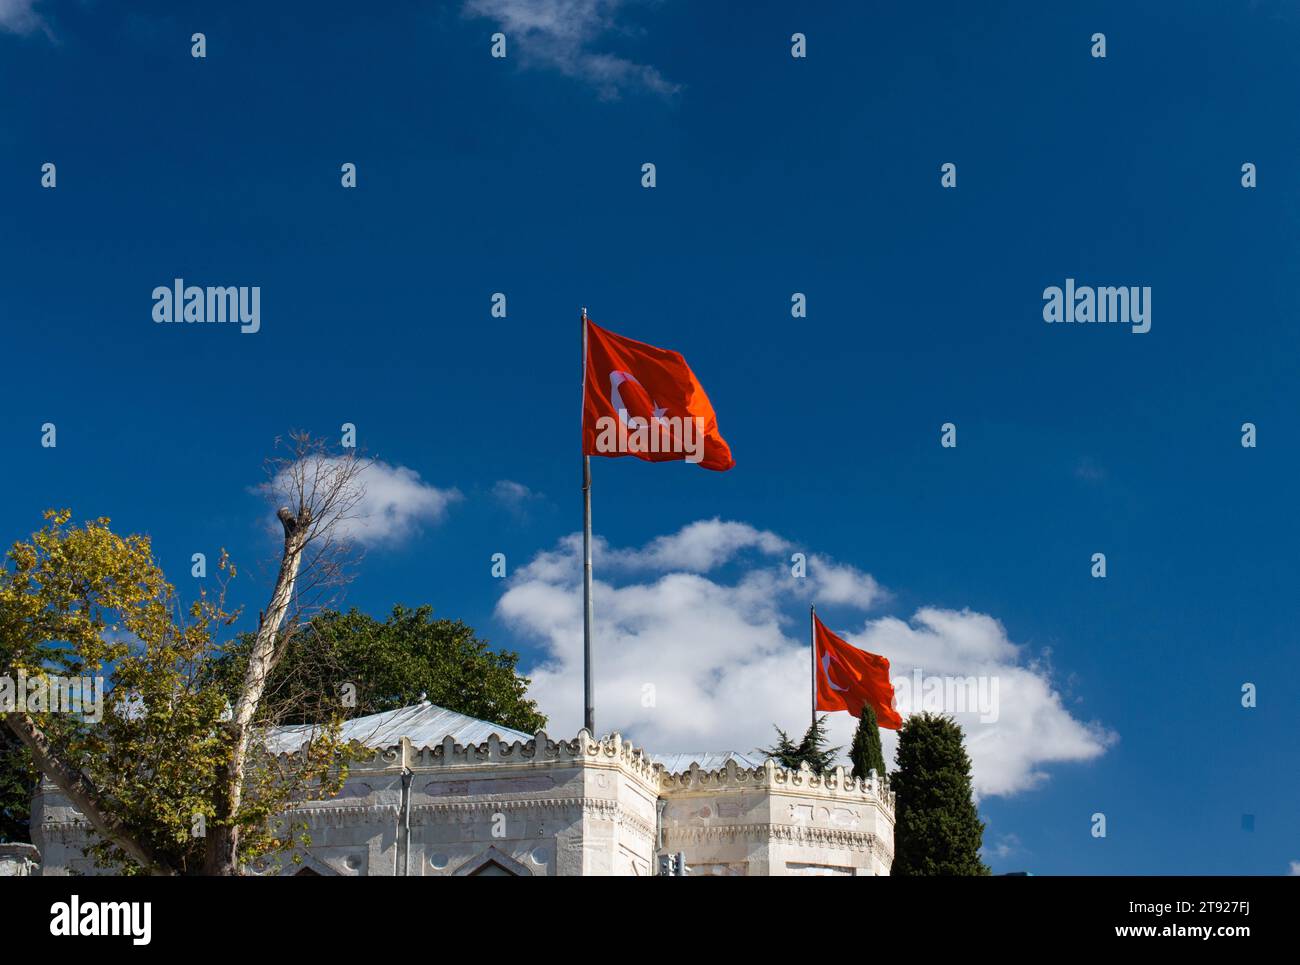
[2,0,1297,874]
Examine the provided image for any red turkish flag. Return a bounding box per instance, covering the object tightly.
[814,613,902,729]
[582,319,734,472]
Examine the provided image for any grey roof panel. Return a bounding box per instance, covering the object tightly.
[650,751,766,774]
[266,702,767,777]
[265,701,534,754]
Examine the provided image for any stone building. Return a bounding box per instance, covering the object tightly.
[0,843,40,876]
[30,701,895,876]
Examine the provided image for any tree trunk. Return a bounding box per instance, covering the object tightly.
[203,507,309,874]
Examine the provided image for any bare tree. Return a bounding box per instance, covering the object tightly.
[203,432,370,874]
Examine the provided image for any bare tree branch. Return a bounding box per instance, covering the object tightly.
[204,432,370,873]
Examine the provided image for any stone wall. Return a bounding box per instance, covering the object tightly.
[661,759,895,876]
[0,843,40,876]
[31,729,894,877]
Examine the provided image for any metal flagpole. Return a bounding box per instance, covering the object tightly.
[582,307,596,736]
[810,604,817,732]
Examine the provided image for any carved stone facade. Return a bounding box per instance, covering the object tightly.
[31,705,895,877]
[0,843,41,876]
[660,757,895,876]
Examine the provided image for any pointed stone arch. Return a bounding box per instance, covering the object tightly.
[452,846,533,876]
[283,853,340,876]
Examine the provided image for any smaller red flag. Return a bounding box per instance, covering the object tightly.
[814,613,902,729]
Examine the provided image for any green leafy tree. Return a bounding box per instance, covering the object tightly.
[760,715,840,775]
[849,704,887,782]
[0,508,359,874]
[0,728,37,843]
[204,605,546,734]
[889,712,989,876]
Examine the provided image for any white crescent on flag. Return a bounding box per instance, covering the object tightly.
[821,651,849,692]
[609,370,667,424]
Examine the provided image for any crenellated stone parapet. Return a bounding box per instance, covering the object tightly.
[656,757,895,876]
[351,729,663,785]
[657,757,895,816]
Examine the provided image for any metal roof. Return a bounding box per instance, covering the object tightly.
[266,702,768,776]
[650,751,766,773]
[265,701,534,754]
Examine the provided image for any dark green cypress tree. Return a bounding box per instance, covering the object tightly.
[849,704,887,782]
[889,712,989,875]
[760,715,840,775]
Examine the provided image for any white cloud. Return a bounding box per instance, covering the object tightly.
[606,519,789,572]
[261,458,461,548]
[808,555,886,609]
[0,0,47,35]
[985,832,1022,861]
[496,520,1115,798]
[463,0,680,99]
[492,479,537,506]
[1290,860,1300,876]
[843,609,1115,796]
[344,462,461,545]
[596,519,886,612]
[492,479,544,521]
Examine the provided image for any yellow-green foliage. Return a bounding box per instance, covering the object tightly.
[0,510,362,874]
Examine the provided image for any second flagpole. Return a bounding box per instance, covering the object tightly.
[582,307,596,736]
[810,604,816,732]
